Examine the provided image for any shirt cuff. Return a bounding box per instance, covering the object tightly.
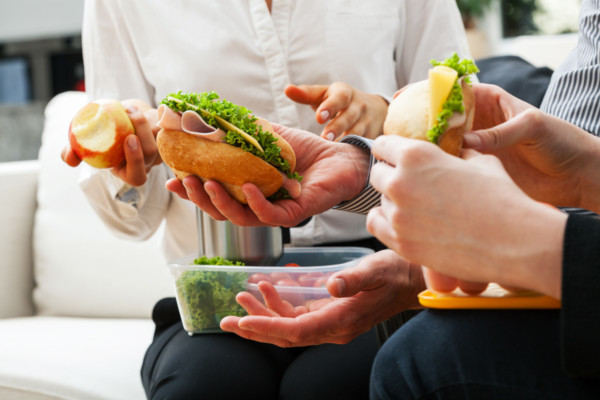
[79,164,144,210]
[334,135,381,214]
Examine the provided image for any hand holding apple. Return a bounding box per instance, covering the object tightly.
[63,98,162,187]
[68,99,135,169]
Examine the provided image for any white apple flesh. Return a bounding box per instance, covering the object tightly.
[68,99,135,169]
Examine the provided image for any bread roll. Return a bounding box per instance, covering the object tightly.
[383,79,475,156]
[157,128,283,204]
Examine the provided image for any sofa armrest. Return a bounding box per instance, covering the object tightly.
[0,160,38,318]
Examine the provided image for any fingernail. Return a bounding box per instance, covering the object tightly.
[463,133,481,149]
[320,110,330,121]
[335,278,346,296]
[127,135,138,150]
[325,132,335,141]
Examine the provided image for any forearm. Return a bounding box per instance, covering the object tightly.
[499,201,567,299]
[78,165,170,240]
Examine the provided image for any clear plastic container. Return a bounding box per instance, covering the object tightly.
[168,247,374,334]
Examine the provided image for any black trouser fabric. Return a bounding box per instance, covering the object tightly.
[141,297,379,400]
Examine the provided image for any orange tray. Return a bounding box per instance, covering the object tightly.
[418,283,561,309]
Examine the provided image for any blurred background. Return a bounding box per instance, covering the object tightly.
[0,0,581,163]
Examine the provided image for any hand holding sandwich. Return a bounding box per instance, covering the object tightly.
[166,122,371,227]
[365,82,600,299]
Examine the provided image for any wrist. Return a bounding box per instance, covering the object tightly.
[503,201,566,299]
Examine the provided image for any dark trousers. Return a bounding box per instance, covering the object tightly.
[141,297,378,400]
[370,309,600,400]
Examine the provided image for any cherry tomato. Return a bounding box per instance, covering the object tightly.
[269,272,293,283]
[297,272,324,287]
[247,273,273,284]
[284,263,300,267]
[313,276,329,288]
[275,279,303,305]
[275,278,300,287]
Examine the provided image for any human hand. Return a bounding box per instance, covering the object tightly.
[220,250,425,347]
[366,134,566,298]
[285,83,389,141]
[165,123,370,227]
[61,99,162,186]
[466,83,600,210]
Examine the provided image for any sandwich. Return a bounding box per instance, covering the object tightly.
[383,53,479,156]
[156,91,302,204]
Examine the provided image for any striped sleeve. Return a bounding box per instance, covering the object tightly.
[334,135,381,214]
[540,0,600,136]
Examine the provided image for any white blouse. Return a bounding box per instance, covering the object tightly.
[79,0,471,261]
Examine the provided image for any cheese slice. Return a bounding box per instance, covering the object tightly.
[428,65,458,129]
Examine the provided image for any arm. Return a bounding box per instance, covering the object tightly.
[71,0,170,240]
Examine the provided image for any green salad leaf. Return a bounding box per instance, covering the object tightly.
[426,53,479,144]
[175,256,247,332]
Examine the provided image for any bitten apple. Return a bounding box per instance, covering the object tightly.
[68,99,135,168]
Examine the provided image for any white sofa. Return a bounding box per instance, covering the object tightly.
[0,91,176,399]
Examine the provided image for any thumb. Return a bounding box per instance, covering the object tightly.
[284,84,328,108]
[327,264,377,298]
[464,110,538,153]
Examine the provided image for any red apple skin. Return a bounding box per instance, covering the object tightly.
[68,99,135,169]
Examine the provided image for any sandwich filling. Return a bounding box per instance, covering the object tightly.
[426,54,479,144]
[161,91,302,184]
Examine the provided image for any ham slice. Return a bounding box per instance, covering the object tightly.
[156,104,226,142]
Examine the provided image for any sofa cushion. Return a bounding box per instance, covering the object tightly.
[33,91,174,318]
[0,160,38,318]
[0,316,152,400]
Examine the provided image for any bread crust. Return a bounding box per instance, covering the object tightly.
[157,128,283,204]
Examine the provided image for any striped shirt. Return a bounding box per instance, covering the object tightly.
[541,0,600,216]
[540,0,600,136]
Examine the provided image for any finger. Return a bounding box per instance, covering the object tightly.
[422,267,458,293]
[321,108,360,141]
[284,84,328,110]
[61,145,82,167]
[236,314,326,346]
[116,135,147,186]
[235,291,278,317]
[369,161,397,195]
[126,106,160,170]
[464,108,541,152]
[165,178,190,200]
[365,206,397,252]
[458,280,489,295]
[315,82,353,126]
[203,181,264,226]
[183,177,228,220]
[258,281,299,317]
